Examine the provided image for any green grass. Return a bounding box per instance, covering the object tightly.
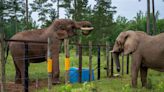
[5,50,164,92]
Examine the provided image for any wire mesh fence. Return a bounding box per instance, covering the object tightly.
[1,37,131,92]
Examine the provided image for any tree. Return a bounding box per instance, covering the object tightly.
[152,0,157,34]
[138,0,164,35]
[30,0,58,27]
[91,0,116,44]
[0,0,39,38]
[61,0,91,20]
[0,0,4,34]
[3,0,26,33]
[60,0,91,43]
[138,0,150,34]
[147,0,150,34]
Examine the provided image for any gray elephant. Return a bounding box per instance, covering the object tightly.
[8,19,93,84]
[111,30,164,88]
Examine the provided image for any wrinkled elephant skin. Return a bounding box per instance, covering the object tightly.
[112,30,164,88]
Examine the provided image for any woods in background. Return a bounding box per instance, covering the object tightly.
[0,0,164,45]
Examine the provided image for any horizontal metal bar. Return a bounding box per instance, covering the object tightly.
[4,39,47,44]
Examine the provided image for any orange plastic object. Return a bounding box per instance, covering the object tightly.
[65,58,70,70]
[47,58,52,73]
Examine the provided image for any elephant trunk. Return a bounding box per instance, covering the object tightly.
[75,21,94,35]
[113,52,120,73]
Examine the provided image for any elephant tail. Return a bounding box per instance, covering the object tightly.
[5,44,9,64]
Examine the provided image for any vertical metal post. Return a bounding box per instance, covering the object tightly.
[78,43,82,83]
[126,55,129,74]
[122,55,124,76]
[0,33,5,92]
[97,45,100,80]
[111,52,113,77]
[89,41,92,81]
[64,39,70,84]
[24,43,29,92]
[47,38,52,91]
[106,42,109,77]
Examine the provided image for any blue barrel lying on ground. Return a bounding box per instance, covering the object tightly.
[69,67,94,83]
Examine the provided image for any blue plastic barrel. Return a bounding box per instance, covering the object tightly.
[69,67,94,83]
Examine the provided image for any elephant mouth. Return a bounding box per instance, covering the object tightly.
[80,27,94,35]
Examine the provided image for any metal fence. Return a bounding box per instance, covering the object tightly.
[0,34,130,92]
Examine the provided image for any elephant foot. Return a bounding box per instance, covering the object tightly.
[52,79,61,85]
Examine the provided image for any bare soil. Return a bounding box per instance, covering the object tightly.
[0,79,48,92]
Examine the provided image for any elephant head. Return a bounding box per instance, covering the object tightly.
[111,31,140,72]
[111,30,139,55]
[47,19,94,39]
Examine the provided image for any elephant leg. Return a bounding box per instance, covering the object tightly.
[52,59,60,84]
[15,60,24,84]
[140,66,148,87]
[131,54,141,88]
[14,60,21,84]
[51,42,60,84]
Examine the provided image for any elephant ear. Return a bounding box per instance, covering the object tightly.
[56,30,68,39]
[117,31,139,55]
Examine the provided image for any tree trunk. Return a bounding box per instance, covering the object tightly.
[26,0,28,29]
[74,0,77,20]
[57,0,59,18]
[152,0,157,34]
[147,0,150,34]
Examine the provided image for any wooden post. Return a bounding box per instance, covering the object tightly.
[111,52,113,77]
[47,38,52,91]
[97,45,100,80]
[78,42,82,83]
[0,33,5,92]
[64,39,70,84]
[89,41,92,81]
[122,54,124,76]
[126,55,129,74]
[106,42,109,77]
[24,43,29,92]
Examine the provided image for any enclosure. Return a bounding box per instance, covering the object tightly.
[0,0,164,92]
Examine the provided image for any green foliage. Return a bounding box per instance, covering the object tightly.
[30,0,58,28]
[157,19,164,33]
[52,82,97,92]
[5,51,164,92]
[0,0,39,38]
[83,0,116,45]
[156,81,164,92]
[1,0,164,44]
[122,84,131,92]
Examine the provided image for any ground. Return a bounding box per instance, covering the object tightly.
[1,50,164,92]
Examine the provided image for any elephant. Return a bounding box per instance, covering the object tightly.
[111,30,164,88]
[8,19,94,84]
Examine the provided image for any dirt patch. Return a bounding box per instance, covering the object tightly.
[0,79,48,92]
